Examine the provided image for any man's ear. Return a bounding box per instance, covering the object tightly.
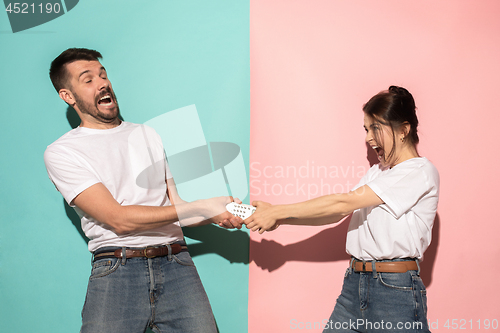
[58,88,75,106]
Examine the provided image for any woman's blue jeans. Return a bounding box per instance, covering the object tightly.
[323,259,430,333]
[80,246,217,333]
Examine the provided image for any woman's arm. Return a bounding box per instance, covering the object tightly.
[244,185,383,233]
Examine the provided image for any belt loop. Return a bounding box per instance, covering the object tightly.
[371,261,377,278]
[167,244,172,260]
[121,247,127,265]
[348,257,354,274]
[415,258,421,275]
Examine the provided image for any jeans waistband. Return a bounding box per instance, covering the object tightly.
[350,257,420,274]
[92,241,188,263]
[93,241,186,255]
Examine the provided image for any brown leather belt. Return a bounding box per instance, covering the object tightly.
[93,244,188,261]
[352,259,418,273]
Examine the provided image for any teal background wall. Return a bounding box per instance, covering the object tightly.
[0,1,250,332]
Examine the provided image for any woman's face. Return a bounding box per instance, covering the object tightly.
[363,113,397,167]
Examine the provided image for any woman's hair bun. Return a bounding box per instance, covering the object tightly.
[389,85,410,97]
[388,86,415,110]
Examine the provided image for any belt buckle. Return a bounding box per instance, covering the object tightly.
[144,246,156,259]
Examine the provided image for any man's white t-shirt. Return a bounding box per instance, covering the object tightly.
[44,122,183,252]
[347,157,440,261]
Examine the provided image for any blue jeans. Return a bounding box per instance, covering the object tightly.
[323,259,430,333]
[81,246,217,333]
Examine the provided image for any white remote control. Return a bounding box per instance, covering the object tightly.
[226,202,256,219]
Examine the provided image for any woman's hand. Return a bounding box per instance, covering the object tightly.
[244,201,281,234]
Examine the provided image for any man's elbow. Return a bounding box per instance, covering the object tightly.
[112,224,135,235]
[109,217,137,235]
[101,211,135,235]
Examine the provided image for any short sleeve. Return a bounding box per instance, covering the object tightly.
[350,163,382,191]
[351,170,371,191]
[366,162,434,219]
[164,150,173,180]
[44,148,100,206]
[149,127,171,180]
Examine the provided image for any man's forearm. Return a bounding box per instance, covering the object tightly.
[72,183,213,234]
[73,183,235,234]
[103,200,207,234]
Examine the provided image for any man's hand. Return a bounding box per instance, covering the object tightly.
[198,196,244,229]
[168,177,243,229]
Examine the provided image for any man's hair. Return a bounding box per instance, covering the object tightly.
[49,48,102,92]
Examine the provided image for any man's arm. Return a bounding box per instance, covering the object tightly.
[165,178,243,229]
[72,182,235,234]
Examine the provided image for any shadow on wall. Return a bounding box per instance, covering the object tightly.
[250,217,352,272]
[366,141,379,167]
[183,225,249,264]
[66,105,81,129]
[250,213,439,287]
[64,199,90,244]
[64,106,88,243]
[63,106,250,265]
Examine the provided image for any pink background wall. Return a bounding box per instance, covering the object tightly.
[249,1,500,331]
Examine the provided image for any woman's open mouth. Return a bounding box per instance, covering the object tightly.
[372,146,384,160]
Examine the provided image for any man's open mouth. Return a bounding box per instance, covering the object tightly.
[97,94,113,106]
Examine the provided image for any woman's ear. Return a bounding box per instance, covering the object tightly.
[399,121,411,142]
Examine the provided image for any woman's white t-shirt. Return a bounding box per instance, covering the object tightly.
[346,157,440,261]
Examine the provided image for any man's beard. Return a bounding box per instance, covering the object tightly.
[73,89,120,123]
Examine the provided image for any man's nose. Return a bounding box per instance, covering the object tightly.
[98,77,110,90]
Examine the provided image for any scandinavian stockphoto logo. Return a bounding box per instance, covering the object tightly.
[4,0,78,33]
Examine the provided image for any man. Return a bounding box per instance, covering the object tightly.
[44,48,242,333]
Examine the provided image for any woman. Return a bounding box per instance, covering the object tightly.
[245,86,439,332]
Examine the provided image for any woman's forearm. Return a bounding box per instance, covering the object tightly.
[270,194,352,222]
